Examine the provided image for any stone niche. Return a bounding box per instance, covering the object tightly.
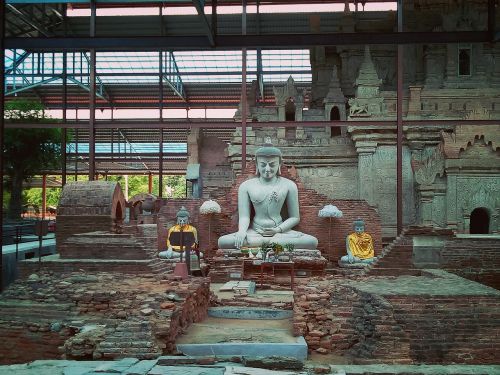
[56,181,126,251]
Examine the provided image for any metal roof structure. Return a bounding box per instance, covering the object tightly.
[1,0,499,238]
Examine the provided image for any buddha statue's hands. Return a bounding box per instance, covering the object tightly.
[234,231,247,249]
[255,227,280,237]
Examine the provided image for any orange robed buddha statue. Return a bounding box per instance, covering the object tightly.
[340,219,376,265]
[159,206,198,259]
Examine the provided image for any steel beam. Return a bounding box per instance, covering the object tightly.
[163,52,186,101]
[6,4,53,37]
[192,0,215,46]
[5,50,30,74]
[5,76,59,96]
[66,76,108,101]
[5,119,500,130]
[6,31,492,50]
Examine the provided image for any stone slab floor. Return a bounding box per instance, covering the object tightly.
[1,358,500,375]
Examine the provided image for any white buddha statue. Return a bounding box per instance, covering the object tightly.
[218,139,318,250]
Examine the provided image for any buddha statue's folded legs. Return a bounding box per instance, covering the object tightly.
[218,228,318,250]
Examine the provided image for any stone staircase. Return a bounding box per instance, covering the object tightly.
[365,229,421,276]
[19,225,173,277]
[97,320,163,360]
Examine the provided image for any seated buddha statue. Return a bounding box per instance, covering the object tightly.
[218,138,318,250]
[159,206,199,259]
[340,219,377,265]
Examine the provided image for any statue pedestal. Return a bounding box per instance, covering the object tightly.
[209,248,327,283]
[174,262,189,279]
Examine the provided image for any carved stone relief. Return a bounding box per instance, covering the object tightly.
[412,145,445,186]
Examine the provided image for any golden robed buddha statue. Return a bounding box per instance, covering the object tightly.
[340,219,376,265]
[159,206,198,259]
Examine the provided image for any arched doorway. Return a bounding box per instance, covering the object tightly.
[285,99,295,121]
[470,207,490,234]
[115,201,123,221]
[330,106,341,137]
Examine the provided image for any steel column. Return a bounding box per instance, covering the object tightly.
[88,0,96,180]
[0,0,5,292]
[159,50,164,197]
[62,50,67,186]
[396,0,403,235]
[42,174,47,219]
[241,0,247,171]
[488,0,497,41]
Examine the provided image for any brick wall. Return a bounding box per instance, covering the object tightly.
[0,324,71,364]
[369,230,500,289]
[56,216,113,252]
[294,279,410,361]
[386,295,500,364]
[442,238,500,290]
[293,277,500,364]
[59,233,149,260]
[0,271,210,364]
[56,182,126,253]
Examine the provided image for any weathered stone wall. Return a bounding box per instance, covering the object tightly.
[199,136,234,199]
[56,182,126,251]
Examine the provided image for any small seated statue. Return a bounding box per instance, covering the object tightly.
[218,138,318,250]
[340,219,377,265]
[159,206,199,259]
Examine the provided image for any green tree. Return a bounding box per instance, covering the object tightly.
[107,174,186,199]
[3,99,62,220]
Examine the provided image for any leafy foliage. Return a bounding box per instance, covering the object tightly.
[3,99,63,219]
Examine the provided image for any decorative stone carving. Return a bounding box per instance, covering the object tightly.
[323,66,346,121]
[465,104,490,120]
[349,46,385,118]
[412,146,445,186]
[273,76,305,108]
[442,123,500,159]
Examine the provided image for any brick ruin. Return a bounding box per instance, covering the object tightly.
[1,166,499,367]
[293,271,500,364]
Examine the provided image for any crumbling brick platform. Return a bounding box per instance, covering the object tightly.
[0,271,210,364]
[293,269,500,364]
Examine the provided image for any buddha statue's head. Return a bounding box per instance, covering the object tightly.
[255,138,282,178]
[176,206,190,227]
[353,219,365,234]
